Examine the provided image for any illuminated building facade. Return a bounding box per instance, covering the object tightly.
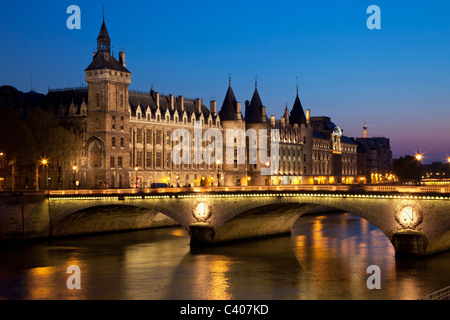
[10,19,363,189]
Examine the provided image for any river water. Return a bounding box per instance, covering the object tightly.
[0,212,449,300]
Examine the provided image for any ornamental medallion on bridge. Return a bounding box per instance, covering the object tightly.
[192,200,212,223]
[395,203,423,231]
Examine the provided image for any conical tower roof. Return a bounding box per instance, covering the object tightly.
[245,87,266,123]
[290,92,307,126]
[219,82,240,121]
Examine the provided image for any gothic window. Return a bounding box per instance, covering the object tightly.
[136,151,142,167]
[136,128,142,144]
[166,152,170,167]
[120,116,124,130]
[146,152,152,168]
[146,129,152,144]
[95,93,100,108]
[112,137,116,148]
[155,130,161,145]
[166,131,170,146]
[118,156,123,168]
[110,156,115,168]
[120,137,124,148]
[111,115,116,130]
[155,152,161,168]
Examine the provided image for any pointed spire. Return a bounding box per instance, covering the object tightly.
[219,80,240,121]
[245,83,267,124]
[97,13,111,56]
[290,81,307,126]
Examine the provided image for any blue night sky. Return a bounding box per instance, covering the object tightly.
[1,0,450,163]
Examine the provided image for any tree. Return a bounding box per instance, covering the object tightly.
[392,155,422,184]
[13,107,82,190]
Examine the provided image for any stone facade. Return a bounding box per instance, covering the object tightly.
[43,19,363,189]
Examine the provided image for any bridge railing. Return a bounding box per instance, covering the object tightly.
[418,286,450,300]
[47,184,450,197]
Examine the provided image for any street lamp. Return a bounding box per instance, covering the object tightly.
[216,159,221,186]
[41,159,49,191]
[72,165,77,189]
[415,151,422,186]
[134,167,138,188]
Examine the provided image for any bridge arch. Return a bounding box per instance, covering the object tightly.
[48,201,189,237]
[208,196,393,245]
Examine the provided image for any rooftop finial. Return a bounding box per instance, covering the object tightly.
[102,5,105,21]
[296,75,299,95]
[255,75,258,89]
[228,74,232,87]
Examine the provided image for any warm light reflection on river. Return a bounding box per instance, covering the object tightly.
[0,212,449,300]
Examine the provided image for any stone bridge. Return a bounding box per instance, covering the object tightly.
[1,184,450,257]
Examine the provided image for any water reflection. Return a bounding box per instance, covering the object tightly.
[0,212,449,300]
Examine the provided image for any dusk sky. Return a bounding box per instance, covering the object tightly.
[1,1,450,163]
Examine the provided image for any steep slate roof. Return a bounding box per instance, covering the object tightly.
[289,93,307,126]
[218,84,240,121]
[128,91,214,122]
[245,87,267,124]
[41,88,88,116]
[341,136,358,145]
[85,53,130,73]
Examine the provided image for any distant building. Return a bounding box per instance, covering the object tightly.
[355,124,393,184]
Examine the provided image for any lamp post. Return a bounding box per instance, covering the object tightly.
[41,159,49,192]
[216,159,221,186]
[134,167,138,188]
[415,151,422,186]
[266,161,271,185]
[72,165,77,189]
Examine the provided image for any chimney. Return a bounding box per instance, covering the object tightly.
[179,96,184,111]
[262,106,266,121]
[195,98,202,114]
[281,117,285,128]
[306,109,310,126]
[169,94,174,110]
[236,102,242,119]
[284,108,289,125]
[270,115,275,127]
[119,52,126,67]
[210,100,217,115]
[156,92,160,108]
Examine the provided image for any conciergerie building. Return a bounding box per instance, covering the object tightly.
[34,18,362,189]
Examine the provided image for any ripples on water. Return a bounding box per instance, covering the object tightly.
[0,212,449,300]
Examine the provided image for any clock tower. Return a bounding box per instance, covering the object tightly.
[84,18,132,188]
